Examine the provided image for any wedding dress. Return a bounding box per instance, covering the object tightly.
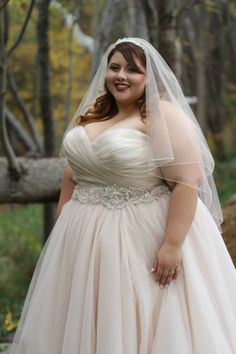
[10,125,236,354]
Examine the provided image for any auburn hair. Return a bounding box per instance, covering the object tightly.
[75,42,146,126]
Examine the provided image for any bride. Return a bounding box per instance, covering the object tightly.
[9,38,236,354]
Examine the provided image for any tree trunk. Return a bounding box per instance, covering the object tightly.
[196,1,207,132]
[124,0,149,40]
[91,0,122,75]
[37,0,54,157]
[157,0,177,70]
[205,7,225,159]
[144,0,158,48]
[37,0,56,242]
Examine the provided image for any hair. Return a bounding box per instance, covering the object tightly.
[76,42,146,126]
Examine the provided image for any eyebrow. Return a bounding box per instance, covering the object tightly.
[109,62,121,66]
[108,61,145,74]
[109,62,142,69]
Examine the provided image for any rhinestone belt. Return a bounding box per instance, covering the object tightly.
[71,183,171,210]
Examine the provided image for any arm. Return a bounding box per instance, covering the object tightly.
[151,101,203,287]
[163,179,201,249]
[151,183,199,287]
[56,164,76,218]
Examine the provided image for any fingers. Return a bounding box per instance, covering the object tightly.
[150,257,158,273]
[164,270,175,286]
[151,266,179,288]
[159,268,177,287]
[150,245,182,288]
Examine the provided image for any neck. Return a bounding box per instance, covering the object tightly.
[116,102,139,119]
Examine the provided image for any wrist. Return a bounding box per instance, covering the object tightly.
[162,239,183,250]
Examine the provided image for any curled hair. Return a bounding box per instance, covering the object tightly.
[76,42,146,126]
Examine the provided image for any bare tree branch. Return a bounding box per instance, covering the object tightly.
[51,0,94,52]
[64,25,74,129]
[5,107,38,153]
[2,1,9,43]
[0,0,10,11]
[7,67,43,154]
[0,6,21,173]
[7,0,36,57]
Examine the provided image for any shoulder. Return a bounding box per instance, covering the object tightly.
[159,99,192,128]
[159,99,182,117]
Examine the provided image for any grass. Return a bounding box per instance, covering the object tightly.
[0,204,43,341]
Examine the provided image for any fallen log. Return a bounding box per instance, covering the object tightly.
[0,157,67,203]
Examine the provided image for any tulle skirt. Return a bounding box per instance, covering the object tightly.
[9,193,236,354]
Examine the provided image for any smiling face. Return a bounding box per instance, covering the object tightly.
[105,50,146,108]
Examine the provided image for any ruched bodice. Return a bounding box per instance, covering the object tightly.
[62,125,162,189]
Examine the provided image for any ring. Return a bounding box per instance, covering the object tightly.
[169,269,175,274]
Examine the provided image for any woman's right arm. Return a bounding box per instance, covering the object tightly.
[56,164,76,217]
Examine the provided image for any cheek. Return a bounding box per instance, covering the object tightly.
[105,72,115,85]
[131,75,146,89]
[135,78,146,92]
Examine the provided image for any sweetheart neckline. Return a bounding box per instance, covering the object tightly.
[77,125,148,144]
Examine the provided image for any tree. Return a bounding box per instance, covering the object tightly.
[1,0,236,211]
[37,0,56,241]
[0,0,38,174]
[0,0,62,244]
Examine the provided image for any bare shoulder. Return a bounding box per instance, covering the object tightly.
[159,100,190,130]
[159,99,180,116]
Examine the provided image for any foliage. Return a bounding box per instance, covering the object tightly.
[215,158,236,204]
[0,204,43,338]
[5,0,92,153]
[2,0,236,160]
[0,343,9,352]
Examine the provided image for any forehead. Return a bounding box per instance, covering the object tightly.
[108,51,144,67]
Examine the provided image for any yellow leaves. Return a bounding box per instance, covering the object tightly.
[4,309,18,332]
[20,1,28,10]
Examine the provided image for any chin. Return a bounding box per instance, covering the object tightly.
[115,98,135,106]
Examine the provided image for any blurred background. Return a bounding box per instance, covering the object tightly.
[0,0,236,350]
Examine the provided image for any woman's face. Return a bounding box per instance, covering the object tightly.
[105,51,146,107]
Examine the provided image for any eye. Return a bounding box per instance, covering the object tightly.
[109,65,120,71]
[127,67,137,72]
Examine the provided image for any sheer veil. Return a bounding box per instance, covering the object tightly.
[60,37,223,230]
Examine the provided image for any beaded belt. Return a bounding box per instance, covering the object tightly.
[71,183,170,210]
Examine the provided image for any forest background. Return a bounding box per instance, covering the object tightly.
[0,0,236,350]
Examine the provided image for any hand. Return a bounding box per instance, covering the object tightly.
[150,243,182,287]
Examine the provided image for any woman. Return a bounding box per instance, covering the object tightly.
[10,38,236,354]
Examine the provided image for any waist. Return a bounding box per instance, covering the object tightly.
[71,183,171,210]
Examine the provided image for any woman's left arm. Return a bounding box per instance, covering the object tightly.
[150,100,204,287]
[151,183,199,287]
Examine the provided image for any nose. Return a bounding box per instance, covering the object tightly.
[116,68,127,80]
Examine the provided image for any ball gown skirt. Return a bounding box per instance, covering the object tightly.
[9,126,236,354]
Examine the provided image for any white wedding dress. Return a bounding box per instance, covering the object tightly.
[9,125,236,354]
